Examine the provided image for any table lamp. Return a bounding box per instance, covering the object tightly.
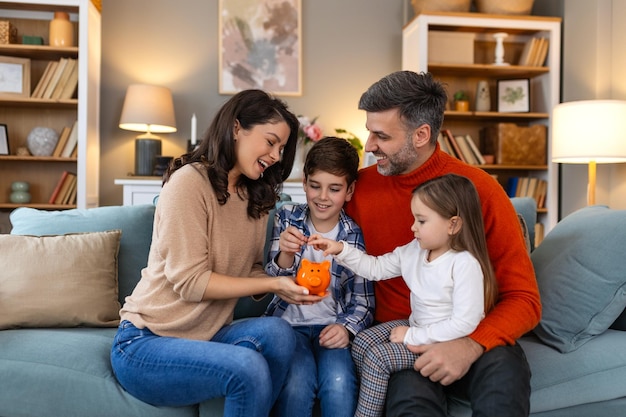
[552,100,626,205]
[119,84,177,176]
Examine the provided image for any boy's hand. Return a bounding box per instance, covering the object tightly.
[279,226,308,254]
[319,323,350,349]
[390,325,409,343]
[307,234,343,256]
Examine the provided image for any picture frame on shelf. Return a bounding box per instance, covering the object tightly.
[0,124,9,155]
[218,0,302,96]
[497,79,530,113]
[0,56,31,99]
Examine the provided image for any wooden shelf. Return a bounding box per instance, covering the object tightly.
[428,63,549,78]
[0,97,77,109]
[0,203,75,210]
[0,155,76,162]
[444,110,549,120]
[0,44,78,60]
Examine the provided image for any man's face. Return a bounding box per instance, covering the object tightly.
[363,108,420,176]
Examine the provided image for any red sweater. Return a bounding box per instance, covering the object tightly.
[346,148,541,351]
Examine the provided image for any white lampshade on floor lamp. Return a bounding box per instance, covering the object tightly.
[552,100,626,205]
[119,84,177,176]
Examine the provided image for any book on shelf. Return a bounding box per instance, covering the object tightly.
[463,134,486,165]
[517,37,537,66]
[61,120,79,158]
[53,172,77,205]
[518,37,549,67]
[533,37,549,67]
[51,126,72,157]
[42,58,69,99]
[61,174,77,205]
[455,135,478,165]
[59,60,79,100]
[48,171,69,204]
[51,58,77,100]
[506,176,547,208]
[534,222,544,247]
[443,129,466,163]
[437,132,452,155]
[31,61,56,98]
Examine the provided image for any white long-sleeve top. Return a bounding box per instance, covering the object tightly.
[334,240,485,346]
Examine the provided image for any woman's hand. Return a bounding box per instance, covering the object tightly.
[274,276,325,305]
[307,234,344,256]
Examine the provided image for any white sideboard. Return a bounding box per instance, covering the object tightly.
[114,177,162,206]
[115,178,306,206]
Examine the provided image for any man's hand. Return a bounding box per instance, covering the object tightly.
[407,337,484,386]
[319,323,350,349]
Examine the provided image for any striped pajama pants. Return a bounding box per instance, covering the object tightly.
[351,320,419,417]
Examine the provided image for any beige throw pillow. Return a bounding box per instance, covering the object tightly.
[0,230,122,329]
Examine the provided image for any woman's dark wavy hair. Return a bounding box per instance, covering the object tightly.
[164,89,299,219]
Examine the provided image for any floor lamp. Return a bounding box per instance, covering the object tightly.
[119,84,177,176]
[552,100,626,206]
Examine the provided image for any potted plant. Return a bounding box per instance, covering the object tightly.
[453,90,470,111]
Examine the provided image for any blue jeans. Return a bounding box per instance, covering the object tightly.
[271,325,357,417]
[110,317,296,417]
[385,343,531,417]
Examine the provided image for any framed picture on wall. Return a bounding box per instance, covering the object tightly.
[0,124,9,155]
[497,79,530,113]
[0,56,30,99]
[218,0,302,96]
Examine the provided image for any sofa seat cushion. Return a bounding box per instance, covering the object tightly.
[10,205,156,305]
[519,330,626,413]
[0,328,196,417]
[530,205,626,352]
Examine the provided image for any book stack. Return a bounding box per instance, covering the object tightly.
[438,130,486,165]
[505,176,547,208]
[50,120,78,158]
[48,171,77,205]
[518,37,549,67]
[31,57,79,100]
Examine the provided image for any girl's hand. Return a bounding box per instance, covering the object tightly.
[390,325,410,343]
[307,234,343,256]
[275,276,324,305]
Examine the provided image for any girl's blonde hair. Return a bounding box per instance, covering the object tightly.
[413,174,498,313]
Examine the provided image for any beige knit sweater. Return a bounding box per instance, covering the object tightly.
[120,164,269,340]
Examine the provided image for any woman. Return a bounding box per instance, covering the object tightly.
[111,89,323,417]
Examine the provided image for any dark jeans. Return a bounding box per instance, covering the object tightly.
[385,343,531,417]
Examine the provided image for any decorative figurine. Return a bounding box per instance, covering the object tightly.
[295,259,331,296]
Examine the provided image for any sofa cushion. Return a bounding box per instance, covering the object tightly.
[10,205,155,305]
[531,205,626,353]
[0,231,121,329]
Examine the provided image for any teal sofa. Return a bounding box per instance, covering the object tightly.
[1,200,626,417]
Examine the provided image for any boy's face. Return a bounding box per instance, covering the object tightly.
[303,170,354,233]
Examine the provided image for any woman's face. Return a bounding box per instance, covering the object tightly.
[231,121,290,181]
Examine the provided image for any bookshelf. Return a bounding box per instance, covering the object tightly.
[0,0,100,214]
[403,12,561,235]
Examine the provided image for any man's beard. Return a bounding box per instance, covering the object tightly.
[377,137,419,176]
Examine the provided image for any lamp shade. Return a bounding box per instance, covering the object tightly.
[119,84,177,134]
[552,100,626,164]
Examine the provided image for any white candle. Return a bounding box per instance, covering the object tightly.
[191,113,197,145]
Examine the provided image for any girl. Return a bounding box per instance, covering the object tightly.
[110,89,323,417]
[308,173,497,417]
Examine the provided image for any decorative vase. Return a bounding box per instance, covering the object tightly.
[493,32,509,66]
[287,141,312,181]
[10,181,31,204]
[475,0,535,15]
[27,127,59,156]
[454,100,470,112]
[475,80,491,112]
[49,11,74,47]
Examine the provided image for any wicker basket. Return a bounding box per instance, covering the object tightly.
[0,21,17,45]
[411,0,471,15]
[474,0,535,15]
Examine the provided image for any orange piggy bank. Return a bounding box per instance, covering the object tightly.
[296,259,331,296]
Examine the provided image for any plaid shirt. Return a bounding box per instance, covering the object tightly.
[264,203,375,337]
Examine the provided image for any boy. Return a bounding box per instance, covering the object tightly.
[265,137,375,417]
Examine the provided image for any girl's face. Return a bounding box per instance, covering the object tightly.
[231,121,290,182]
[410,194,457,260]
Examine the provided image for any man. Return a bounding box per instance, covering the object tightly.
[345,71,540,416]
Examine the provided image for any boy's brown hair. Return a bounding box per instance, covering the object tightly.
[303,136,360,185]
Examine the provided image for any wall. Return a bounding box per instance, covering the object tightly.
[100,0,410,206]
